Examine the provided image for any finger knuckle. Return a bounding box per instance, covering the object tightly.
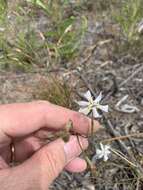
[71,112,89,127]
[34,100,51,106]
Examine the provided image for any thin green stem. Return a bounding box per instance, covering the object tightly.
[76,135,96,176]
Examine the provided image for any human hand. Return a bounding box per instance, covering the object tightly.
[0,101,100,190]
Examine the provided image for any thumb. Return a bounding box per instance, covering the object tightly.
[2,136,88,190]
[32,136,88,188]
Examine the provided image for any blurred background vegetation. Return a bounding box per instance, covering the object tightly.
[0,0,143,71]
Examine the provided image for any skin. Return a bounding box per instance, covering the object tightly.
[0,101,101,190]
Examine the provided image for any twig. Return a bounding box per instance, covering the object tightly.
[119,64,143,87]
[80,44,97,65]
[124,122,138,155]
[136,178,140,190]
[110,148,137,168]
[103,117,131,154]
[101,132,143,143]
[77,72,96,97]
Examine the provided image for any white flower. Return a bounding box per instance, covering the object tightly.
[93,143,111,162]
[77,90,108,118]
[137,19,143,33]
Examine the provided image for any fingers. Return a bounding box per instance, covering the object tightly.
[15,138,88,173]
[14,135,88,164]
[0,101,101,140]
[63,136,88,162]
[0,146,11,164]
[1,136,88,189]
[14,136,43,162]
[0,157,9,169]
[65,157,87,173]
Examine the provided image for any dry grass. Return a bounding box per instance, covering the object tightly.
[32,77,73,108]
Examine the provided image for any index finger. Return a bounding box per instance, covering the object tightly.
[0,101,101,138]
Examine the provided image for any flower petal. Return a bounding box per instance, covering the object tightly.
[103,154,109,162]
[79,107,90,115]
[96,149,103,159]
[98,105,109,112]
[106,150,111,155]
[93,108,102,118]
[77,101,89,107]
[104,145,110,151]
[94,92,102,104]
[100,143,104,150]
[84,90,92,101]
[96,149,102,155]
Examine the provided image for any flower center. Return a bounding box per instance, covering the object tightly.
[88,99,94,110]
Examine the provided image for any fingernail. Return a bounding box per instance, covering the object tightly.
[64,136,88,163]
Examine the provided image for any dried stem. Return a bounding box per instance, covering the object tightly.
[101,132,143,143]
[110,148,137,168]
[91,111,94,139]
[76,135,96,176]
